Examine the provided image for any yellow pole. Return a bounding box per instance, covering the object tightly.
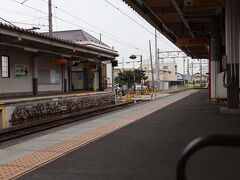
[0,107,4,129]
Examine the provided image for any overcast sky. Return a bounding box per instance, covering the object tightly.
[1,0,208,74]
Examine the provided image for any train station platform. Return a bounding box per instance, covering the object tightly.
[0,90,240,180]
[0,91,116,129]
[0,91,110,105]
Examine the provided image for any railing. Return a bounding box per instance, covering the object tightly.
[176,135,240,180]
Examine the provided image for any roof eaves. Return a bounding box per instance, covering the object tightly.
[0,23,118,56]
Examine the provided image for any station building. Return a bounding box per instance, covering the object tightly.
[0,23,118,98]
[0,23,118,128]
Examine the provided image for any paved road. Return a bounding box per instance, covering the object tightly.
[19,90,240,180]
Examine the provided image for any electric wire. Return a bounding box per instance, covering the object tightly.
[104,0,177,50]
[40,0,147,52]
[0,7,44,18]
[8,0,178,58]
[10,0,148,52]
[9,21,48,27]
[8,0,152,53]
[0,17,17,27]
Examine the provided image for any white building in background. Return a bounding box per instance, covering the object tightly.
[143,63,177,81]
[142,63,178,90]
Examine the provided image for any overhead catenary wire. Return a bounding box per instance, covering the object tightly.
[9,21,48,27]
[40,0,147,52]
[0,7,45,18]
[9,0,148,53]
[0,17,17,27]
[21,0,29,4]
[104,0,177,50]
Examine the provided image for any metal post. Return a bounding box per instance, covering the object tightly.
[191,62,194,82]
[48,0,53,36]
[200,59,202,87]
[155,30,160,91]
[140,55,143,94]
[183,58,186,85]
[149,40,155,87]
[133,58,135,69]
[211,15,221,100]
[187,58,189,84]
[32,57,38,95]
[133,59,136,90]
[225,0,239,109]
[157,48,160,91]
[112,62,115,91]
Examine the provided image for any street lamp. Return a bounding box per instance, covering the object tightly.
[129,54,143,93]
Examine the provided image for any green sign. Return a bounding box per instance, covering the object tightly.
[14,64,28,78]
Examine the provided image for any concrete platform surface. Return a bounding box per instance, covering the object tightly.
[0,90,196,179]
[18,90,240,180]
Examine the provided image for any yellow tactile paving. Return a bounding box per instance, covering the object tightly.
[0,90,197,179]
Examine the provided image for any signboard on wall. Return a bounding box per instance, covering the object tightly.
[50,67,61,84]
[55,67,61,83]
[77,72,82,80]
[184,0,224,9]
[14,64,28,78]
[176,38,209,46]
[50,69,56,83]
[50,59,67,65]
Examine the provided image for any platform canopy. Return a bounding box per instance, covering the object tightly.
[122,0,225,59]
[0,23,118,61]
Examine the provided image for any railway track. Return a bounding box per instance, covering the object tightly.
[0,101,141,144]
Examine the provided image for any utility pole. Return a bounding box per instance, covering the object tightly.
[157,48,160,90]
[149,40,155,88]
[140,55,143,94]
[191,62,194,82]
[122,57,124,69]
[155,29,160,91]
[200,59,202,86]
[183,58,186,85]
[48,0,53,36]
[187,58,190,83]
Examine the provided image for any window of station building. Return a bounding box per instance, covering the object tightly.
[163,66,168,69]
[1,56,10,78]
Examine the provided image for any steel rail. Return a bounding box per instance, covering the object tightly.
[0,102,137,143]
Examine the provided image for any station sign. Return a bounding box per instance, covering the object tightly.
[50,59,67,65]
[184,0,224,9]
[14,64,28,78]
[176,38,209,47]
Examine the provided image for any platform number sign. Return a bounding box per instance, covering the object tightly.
[77,72,82,80]
[185,0,193,6]
[184,0,224,8]
[14,64,28,78]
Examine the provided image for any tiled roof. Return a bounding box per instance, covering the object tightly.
[44,29,108,47]
[0,23,118,56]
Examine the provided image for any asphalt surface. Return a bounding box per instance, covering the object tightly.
[19,90,240,180]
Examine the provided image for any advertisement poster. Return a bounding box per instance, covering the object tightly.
[55,67,61,83]
[50,69,56,83]
[50,67,61,84]
[77,72,82,80]
[14,64,28,78]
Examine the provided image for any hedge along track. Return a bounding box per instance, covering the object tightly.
[0,101,142,145]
